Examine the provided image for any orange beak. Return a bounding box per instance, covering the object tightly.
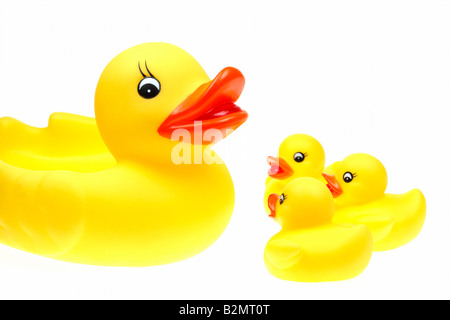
[158,67,248,145]
[267,156,293,179]
[267,193,279,218]
[322,173,343,198]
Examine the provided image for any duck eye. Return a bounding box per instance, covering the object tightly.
[138,77,161,99]
[343,172,354,183]
[293,152,305,163]
[280,193,286,205]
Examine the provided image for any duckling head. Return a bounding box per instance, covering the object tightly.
[267,177,334,229]
[95,42,247,165]
[267,134,325,180]
[322,153,388,206]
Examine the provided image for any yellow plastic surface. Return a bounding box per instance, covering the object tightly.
[264,177,373,282]
[264,134,426,252]
[325,153,427,251]
[0,43,244,266]
[264,134,326,213]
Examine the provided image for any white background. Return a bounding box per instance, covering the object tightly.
[0,0,449,300]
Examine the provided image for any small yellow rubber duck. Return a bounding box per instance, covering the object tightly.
[264,177,373,282]
[264,134,326,213]
[0,42,248,266]
[322,153,426,251]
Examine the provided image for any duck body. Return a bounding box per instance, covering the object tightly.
[264,177,373,282]
[264,223,373,282]
[0,42,248,266]
[0,151,233,266]
[323,154,426,251]
[332,189,426,251]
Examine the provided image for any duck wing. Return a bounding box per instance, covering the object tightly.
[333,211,394,242]
[264,238,303,269]
[0,164,85,256]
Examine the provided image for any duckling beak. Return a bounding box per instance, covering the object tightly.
[322,173,343,198]
[267,156,293,179]
[268,193,279,218]
[158,67,248,145]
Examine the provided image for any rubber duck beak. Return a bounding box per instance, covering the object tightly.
[322,173,343,198]
[158,67,248,145]
[268,193,279,218]
[267,156,293,179]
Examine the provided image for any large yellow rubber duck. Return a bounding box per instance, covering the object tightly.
[264,134,326,213]
[264,177,373,282]
[322,153,426,251]
[0,42,248,266]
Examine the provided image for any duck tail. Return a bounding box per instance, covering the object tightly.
[409,188,426,225]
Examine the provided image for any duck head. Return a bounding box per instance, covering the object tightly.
[268,177,334,229]
[267,134,325,180]
[322,153,388,206]
[95,42,247,165]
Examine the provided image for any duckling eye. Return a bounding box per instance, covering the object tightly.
[280,193,286,205]
[293,152,305,163]
[343,172,354,183]
[138,77,161,99]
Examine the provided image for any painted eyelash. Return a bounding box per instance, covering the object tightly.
[145,61,154,78]
[138,61,155,78]
[138,62,147,78]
